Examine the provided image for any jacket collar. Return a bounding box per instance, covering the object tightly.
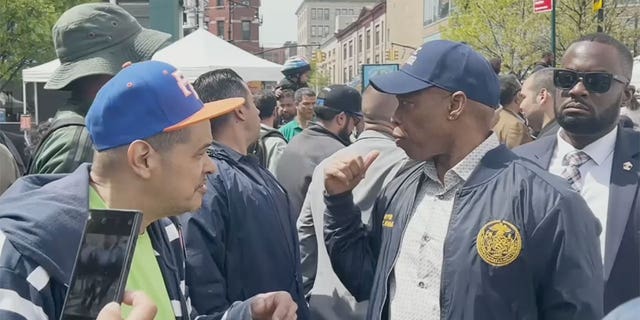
[210,141,245,163]
[306,124,351,146]
[463,144,519,189]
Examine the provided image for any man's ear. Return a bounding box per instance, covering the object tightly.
[448,91,467,120]
[126,140,159,179]
[335,112,348,126]
[537,88,548,104]
[234,104,248,121]
[622,85,634,106]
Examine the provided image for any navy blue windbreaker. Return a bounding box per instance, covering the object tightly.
[324,145,604,320]
[181,143,309,319]
[0,164,254,320]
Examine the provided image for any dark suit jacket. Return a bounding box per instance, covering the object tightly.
[514,126,640,313]
[537,120,560,139]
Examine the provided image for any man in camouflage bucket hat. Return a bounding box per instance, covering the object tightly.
[27,3,171,174]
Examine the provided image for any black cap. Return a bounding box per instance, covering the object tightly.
[316,85,363,117]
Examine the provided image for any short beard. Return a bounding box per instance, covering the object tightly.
[556,98,621,136]
[338,123,352,144]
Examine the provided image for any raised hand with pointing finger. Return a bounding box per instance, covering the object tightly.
[324,151,380,196]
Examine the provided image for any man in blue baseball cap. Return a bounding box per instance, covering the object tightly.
[0,61,298,320]
[321,40,603,319]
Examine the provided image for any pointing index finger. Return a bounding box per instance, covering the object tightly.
[363,151,380,172]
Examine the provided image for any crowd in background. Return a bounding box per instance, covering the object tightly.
[1,3,640,320]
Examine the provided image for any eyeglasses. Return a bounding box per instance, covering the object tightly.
[553,69,628,94]
[349,114,362,127]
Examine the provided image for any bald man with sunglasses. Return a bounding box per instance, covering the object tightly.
[516,33,640,314]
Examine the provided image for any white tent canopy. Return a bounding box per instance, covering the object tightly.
[632,56,640,90]
[152,29,283,82]
[22,59,61,83]
[20,59,63,122]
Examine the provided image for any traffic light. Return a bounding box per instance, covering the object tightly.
[385,49,399,61]
[312,51,327,63]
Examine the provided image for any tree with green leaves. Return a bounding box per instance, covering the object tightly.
[0,0,94,89]
[442,0,640,78]
[308,60,331,92]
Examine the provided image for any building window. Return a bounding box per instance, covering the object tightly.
[311,25,317,37]
[358,34,363,53]
[424,0,451,26]
[375,54,380,63]
[343,44,347,57]
[324,25,329,36]
[349,66,353,80]
[367,58,371,64]
[217,21,225,39]
[216,0,224,6]
[311,8,317,20]
[381,22,384,44]
[366,29,371,49]
[324,8,330,20]
[349,9,355,15]
[242,20,251,40]
[344,68,348,82]
[349,40,353,58]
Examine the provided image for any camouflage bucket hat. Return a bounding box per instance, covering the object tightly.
[45,3,172,90]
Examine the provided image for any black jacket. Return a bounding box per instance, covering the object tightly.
[324,145,603,320]
[275,124,349,218]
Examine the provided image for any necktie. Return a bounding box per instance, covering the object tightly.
[561,150,591,191]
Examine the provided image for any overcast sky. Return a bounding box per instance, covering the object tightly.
[259,0,302,47]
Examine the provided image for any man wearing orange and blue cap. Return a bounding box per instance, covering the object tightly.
[0,61,297,320]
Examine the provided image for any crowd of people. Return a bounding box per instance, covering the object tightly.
[1,2,640,320]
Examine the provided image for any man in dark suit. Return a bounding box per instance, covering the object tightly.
[515,33,640,314]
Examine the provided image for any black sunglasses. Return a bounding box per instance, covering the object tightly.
[554,69,628,94]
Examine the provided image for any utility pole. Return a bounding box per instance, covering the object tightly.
[228,1,233,41]
[150,0,182,40]
[198,0,206,29]
[551,0,556,67]
[595,0,604,32]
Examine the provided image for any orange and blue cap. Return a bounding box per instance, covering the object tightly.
[86,61,244,151]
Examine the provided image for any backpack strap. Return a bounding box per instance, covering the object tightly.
[260,128,286,141]
[26,114,86,174]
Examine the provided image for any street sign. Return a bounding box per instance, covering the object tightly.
[534,0,553,13]
[593,0,603,13]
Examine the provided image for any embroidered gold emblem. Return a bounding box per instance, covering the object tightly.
[476,220,522,267]
[382,214,394,228]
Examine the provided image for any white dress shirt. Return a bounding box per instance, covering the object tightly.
[549,127,617,262]
[389,134,500,320]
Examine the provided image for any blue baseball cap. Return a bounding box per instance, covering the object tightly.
[86,61,245,151]
[369,40,500,108]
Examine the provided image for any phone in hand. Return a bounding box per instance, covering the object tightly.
[60,209,143,320]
